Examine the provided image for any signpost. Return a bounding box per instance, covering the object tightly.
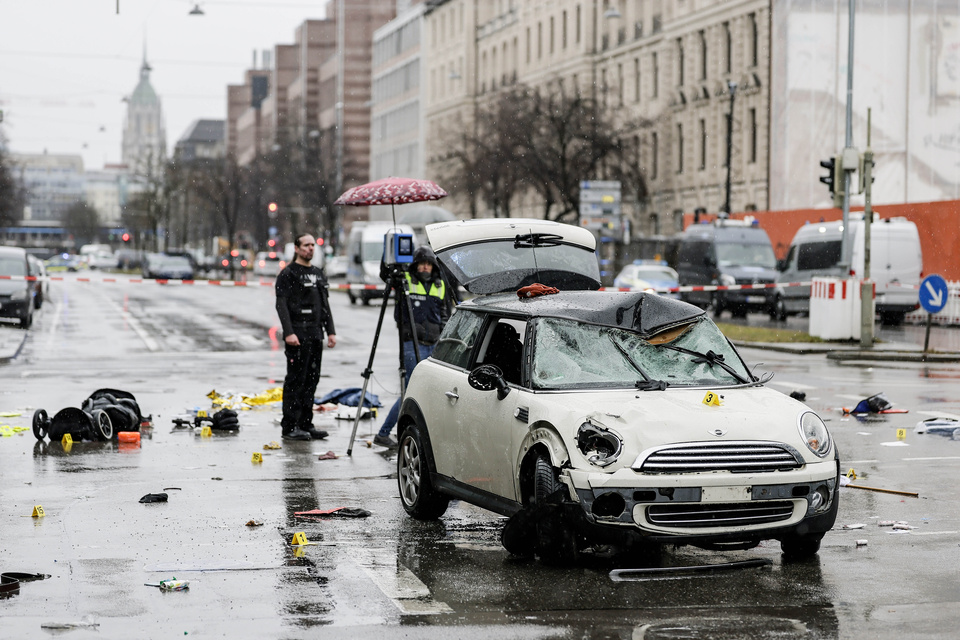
[918,274,949,353]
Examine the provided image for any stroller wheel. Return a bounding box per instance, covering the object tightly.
[32,409,48,441]
[91,409,114,441]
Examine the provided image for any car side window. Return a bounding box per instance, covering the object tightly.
[477,318,527,386]
[431,309,485,370]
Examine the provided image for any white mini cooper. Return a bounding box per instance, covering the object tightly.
[396,219,839,562]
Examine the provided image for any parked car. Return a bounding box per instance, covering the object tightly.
[45,253,82,272]
[394,218,839,563]
[26,254,49,309]
[324,254,348,279]
[116,249,144,270]
[675,220,779,317]
[772,215,922,325]
[253,251,285,277]
[0,246,35,328]
[86,250,119,270]
[141,253,194,280]
[612,260,680,297]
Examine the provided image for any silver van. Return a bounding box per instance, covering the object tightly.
[772,215,921,325]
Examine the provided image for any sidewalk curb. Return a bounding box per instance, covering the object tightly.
[734,341,960,362]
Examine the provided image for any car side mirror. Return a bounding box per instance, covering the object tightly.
[776,259,786,272]
[352,254,362,265]
[468,364,511,400]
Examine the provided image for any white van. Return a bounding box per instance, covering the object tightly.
[773,215,922,325]
[345,222,415,305]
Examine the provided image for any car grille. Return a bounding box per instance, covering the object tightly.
[635,441,803,474]
[646,501,795,528]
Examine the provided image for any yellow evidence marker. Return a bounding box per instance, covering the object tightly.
[200,425,212,437]
[846,468,857,480]
[702,391,723,406]
[32,505,45,518]
[896,428,907,441]
[291,531,309,546]
[251,452,263,463]
[61,433,73,446]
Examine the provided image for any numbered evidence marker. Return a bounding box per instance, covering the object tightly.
[200,426,212,437]
[251,451,263,463]
[61,433,73,446]
[291,531,309,546]
[702,391,723,406]
[896,428,907,441]
[32,505,46,518]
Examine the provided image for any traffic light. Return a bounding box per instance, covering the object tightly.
[267,202,278,216]
[122,233,130,242]
[267,238,276,248]
[819,155,844,208]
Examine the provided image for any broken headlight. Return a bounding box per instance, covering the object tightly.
[798,411,831,458]
[576,422,622,468]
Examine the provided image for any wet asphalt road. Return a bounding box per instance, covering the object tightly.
[2,273,960,639]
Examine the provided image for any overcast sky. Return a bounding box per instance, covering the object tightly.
[0,0,327,170]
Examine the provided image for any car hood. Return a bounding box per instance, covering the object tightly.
[529,386,822,466]
[425,218,601,294]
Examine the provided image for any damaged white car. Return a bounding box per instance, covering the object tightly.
[395,219,839,562]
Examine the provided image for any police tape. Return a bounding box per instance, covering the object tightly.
[2,274,818,294]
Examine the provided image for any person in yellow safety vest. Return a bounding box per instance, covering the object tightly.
[374,246,450,448]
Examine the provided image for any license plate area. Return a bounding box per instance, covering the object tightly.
[700,485,752,503]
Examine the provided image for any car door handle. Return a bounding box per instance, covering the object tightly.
[444,390,459,400]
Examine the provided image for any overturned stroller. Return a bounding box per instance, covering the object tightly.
[32,388,151,442]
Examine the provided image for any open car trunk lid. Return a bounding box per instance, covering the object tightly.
[424,219,601,294]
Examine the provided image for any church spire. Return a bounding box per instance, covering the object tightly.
[141,40,151,79]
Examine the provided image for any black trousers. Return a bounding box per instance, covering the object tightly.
[281,337,323,432]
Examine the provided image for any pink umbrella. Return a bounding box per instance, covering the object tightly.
[334,177,447,210]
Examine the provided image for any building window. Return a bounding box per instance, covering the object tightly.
[634,57,641,102]
[699,118,706,171]
[749,12,758,67]
[723,21,732,74]
[601,68,608,108]
[676,123,684,174]
[563,10,568,48]
[538,22,543,59]
[526,27,531,64]
[699,30,707,81]
[651,131,659,179]
[652,51,658,98]
[576,5,581,44]
[749,107,757,163]
[550,16,555,54]
[676,38,684,86]
[617,63,624,106]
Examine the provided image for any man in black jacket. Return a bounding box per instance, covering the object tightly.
[275,233,337,441]
[374,246,449,448]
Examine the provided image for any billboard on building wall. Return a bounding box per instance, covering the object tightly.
[770,1,960,210]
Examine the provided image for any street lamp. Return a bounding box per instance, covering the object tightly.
[722,80,737,218]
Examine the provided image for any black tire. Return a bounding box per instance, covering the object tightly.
[19,308,32,330]
[711,294,725,318]
[769,295,787,322]
[879,310,906,326]
[91,409,113,441]
[347,290,356,305]
[397,424,449,520]
[780,533,823,560]
[32,409,48,441]
[533,454,578,564]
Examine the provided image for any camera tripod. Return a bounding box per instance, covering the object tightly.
[346,265,422,456]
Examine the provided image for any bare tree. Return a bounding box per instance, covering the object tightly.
[0,129,24,228]
[191,153,246,277]
[63,201,101,246]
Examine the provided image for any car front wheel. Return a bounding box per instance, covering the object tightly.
[533,454,579,564]
[769,295,788,322]
[398,424,449,520]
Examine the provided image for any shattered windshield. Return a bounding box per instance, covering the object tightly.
[531,316,751,390]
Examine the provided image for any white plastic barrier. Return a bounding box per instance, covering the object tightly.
[809,277,873,340]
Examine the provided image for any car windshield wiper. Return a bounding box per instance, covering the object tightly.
[659,345,750,384]
[608,334,667,390]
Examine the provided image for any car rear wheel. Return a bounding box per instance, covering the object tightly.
[780,533,823,559]
[398,424,449,520]
[533,454,579,564]
[769,295,788,322]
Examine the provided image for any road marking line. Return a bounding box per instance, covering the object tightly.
[902,456,960,461]
[351,548,452,615]
[904,531,959,536]
[767,381,817,390]
[99,294,159,352]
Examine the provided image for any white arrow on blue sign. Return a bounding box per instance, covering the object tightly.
[919,274,949,314]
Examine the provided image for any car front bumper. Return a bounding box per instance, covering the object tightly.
[563,458,839,546]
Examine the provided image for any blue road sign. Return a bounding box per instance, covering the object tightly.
[919,274,949,314]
